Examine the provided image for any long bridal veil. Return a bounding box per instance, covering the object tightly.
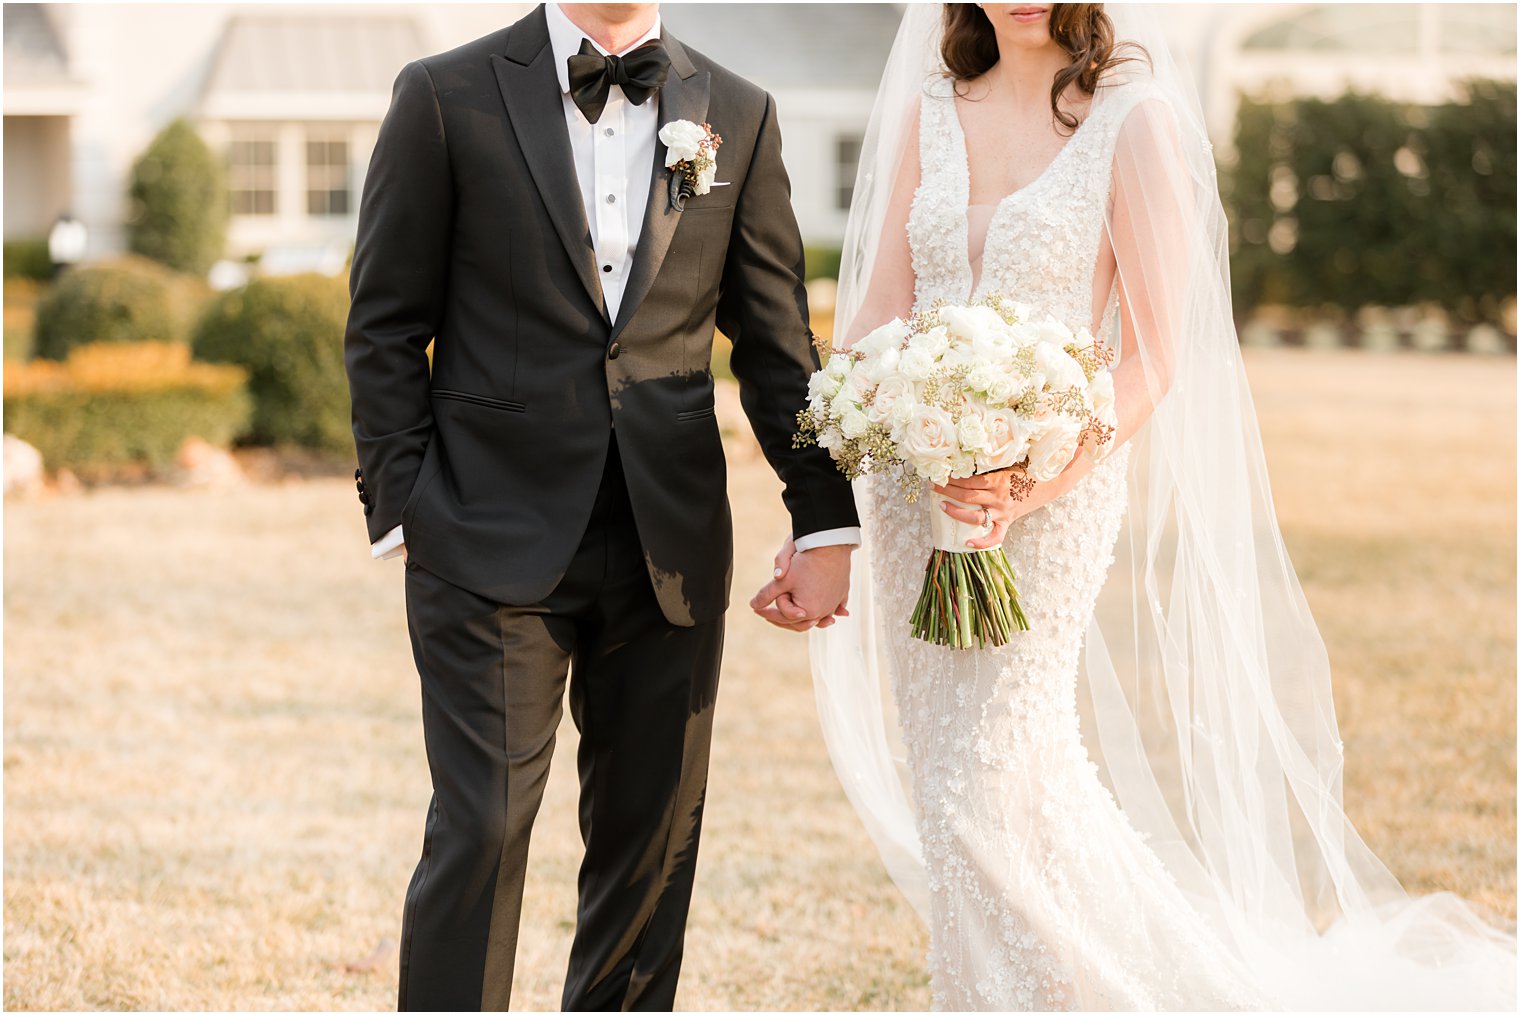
[809,5,1517,1008]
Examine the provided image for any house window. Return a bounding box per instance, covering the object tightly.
[229,129,277,216]
[835,134,864,212]
[306,132,351,217]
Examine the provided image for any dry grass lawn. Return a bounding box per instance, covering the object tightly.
[4,349,1514,1010]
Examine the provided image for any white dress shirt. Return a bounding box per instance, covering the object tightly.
[373,3,858,559]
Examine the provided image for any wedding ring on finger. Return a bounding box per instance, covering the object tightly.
[980,505,993,533]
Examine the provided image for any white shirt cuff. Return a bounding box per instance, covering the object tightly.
[372,525,406,560]
[793,527,862,552]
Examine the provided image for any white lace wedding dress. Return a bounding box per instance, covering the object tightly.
[862,76,1270,1011]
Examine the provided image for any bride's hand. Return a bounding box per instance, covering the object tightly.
[932,471,1039,551]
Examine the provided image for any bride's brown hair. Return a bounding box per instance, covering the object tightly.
[940,4,1147,132]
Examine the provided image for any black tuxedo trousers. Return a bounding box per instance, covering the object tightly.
[400,439,722,1011]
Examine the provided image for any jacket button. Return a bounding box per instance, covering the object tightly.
[607,341,622,360]
[354,468,363,481]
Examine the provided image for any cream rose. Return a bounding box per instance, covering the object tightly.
[867,373,915,425]
[659,120,706,166]
[900,404,958,474]
[978,408,1031,472]
[1026,421,1082,482]
[839,407,870,439]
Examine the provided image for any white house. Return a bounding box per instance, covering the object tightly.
[3,3,1513,266]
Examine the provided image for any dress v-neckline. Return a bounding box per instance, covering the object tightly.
[946,94,1099,298]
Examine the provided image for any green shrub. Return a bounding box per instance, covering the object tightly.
[192,273,350,452]
[1226,80,1517,324]
[3,342,251,474]
[4,238,52,280]
[126,118,228,276]
[31,256,201,360]
[803,245,843,282]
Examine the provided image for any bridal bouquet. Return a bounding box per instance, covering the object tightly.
[796,295,1118,649]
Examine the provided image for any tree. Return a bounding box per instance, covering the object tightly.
[126,119,229,276]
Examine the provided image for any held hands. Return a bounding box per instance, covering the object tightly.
[750,537,853,632]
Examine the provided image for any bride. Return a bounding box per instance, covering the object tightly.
[797,3,1517,1009]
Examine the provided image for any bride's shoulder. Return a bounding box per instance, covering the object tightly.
[920,74,959,103]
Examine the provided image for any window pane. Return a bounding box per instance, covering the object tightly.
[228,129,277,217]
[835,134,864,212]
[305,130,352,218]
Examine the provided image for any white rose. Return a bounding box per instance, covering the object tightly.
[807,369,839,403]
[839,407,870,439]
[852,318,910,359]
[966,361,996,394]
[909,324,950,359]
[900,404,958,472]
[659,120,706,166]
[1006,321,1041,349]
[1035,315,1075,347]
[817,427,843,453]
[888,393,918,437]
[957,411,990,453]
[868,374,915,425]
[823,353,853,383]
[694,162,717,195]
[978,408,1031,472]
[1035,341,1087,391]
[939,305,1005,344]
[898,346,935,382]
[1026,421,1083,482]
[830,379,864,417]
[862,345,902,384]
[1088,370,1116,415]
[985,366,1027,406]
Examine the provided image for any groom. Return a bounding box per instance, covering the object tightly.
[345,2,860,1010]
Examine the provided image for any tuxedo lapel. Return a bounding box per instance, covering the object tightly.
[491,8,609,322]
[612,35,709,338]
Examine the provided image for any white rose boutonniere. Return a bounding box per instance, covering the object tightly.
[659,119,723,209]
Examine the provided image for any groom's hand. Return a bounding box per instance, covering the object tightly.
[750,537,853,632]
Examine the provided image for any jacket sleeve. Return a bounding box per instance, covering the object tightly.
[715,93,860,539]
[344,60,454,543]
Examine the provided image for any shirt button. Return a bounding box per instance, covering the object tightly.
[607,341,622,360]
[602,264,612,273]
[604,127,614,137]
[605,194,616,204]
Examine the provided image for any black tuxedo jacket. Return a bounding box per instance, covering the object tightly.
[345,6,859,626]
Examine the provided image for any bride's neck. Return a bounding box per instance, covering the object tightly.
[987,45,1070,108]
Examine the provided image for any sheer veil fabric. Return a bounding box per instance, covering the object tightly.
[809,5,1517,1008]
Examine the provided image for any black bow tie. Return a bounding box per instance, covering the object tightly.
[566,37,671,124]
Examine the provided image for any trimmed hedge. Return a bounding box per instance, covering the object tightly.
[803,245,843,282]
[126,118,229,276]
[4,238,52,281]
[1226,80,1517,324]
[32,256,205,361]
[3,342,251,474]
[191,273,351,452]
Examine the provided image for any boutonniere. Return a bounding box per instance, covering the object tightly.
[659,119,723,211]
